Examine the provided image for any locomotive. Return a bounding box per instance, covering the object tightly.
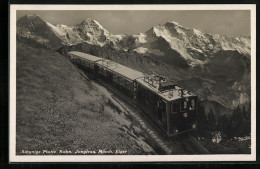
[68,51,198,137]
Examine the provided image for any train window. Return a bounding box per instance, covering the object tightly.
[90,63,94,69]
[106,69,111,77]
[180,100,187,112]
[171,103,177,113]
[126,80,133,91]
[113,74,118,82]
[100,67,103,74]
[134,82,137,92]
[123,79,127,87]
[118,76,124,86]
[118,76,122,84]
[125,79,129,87]
[190,99,195,110]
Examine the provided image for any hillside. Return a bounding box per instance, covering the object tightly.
[16,39,156,155]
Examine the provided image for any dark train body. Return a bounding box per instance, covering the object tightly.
[68,51,198,137]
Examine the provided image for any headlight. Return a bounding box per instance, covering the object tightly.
[183,112,188,118]
[192,124,197,129]
[174,129,179,133]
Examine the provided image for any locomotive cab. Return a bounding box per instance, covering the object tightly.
[168,96,198,136]
[136,75,198,137]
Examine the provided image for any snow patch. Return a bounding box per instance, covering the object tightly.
[168,21,180,25]
[234,136,251,142]
[134,47,150,54]
[114,34,125,41]
[152,26,197,63]
[46,22,66,36]
[133,33,147,44]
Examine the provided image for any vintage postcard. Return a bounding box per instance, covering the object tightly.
[9,4,256,162]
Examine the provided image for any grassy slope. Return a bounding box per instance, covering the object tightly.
[16,41,154,155]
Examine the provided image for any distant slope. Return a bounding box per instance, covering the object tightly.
[16,39,155,155]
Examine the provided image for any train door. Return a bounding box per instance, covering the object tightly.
[170,98,197,135]
[158,100,167,126]
[107,71,113,82]
[94,64,99,78]
[133,81,137,102]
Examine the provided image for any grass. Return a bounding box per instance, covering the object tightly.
[16,41,155,155]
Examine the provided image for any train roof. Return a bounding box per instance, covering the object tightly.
[136,78,197,101]
[68,51,102,62]
[96,59,145,81]
[68,51,196,101]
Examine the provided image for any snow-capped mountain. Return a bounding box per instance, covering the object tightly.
[17,14,250,67]
[120,21,250,66]
[17,14,123,49]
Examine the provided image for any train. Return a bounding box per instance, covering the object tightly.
[68,51,198,137]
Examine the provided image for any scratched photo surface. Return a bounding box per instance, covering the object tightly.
[10,5,255,161]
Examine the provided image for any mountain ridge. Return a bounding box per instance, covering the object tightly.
[17,13,250,66]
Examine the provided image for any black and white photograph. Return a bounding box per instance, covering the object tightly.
[9,4,256,162]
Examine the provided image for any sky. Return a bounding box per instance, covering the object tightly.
[17,10,250,37]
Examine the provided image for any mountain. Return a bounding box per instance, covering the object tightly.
[127,21,250,66]
[17,14,64,49]
[17,14,123,49]
[17,14,250,66]
[17,14,251,109]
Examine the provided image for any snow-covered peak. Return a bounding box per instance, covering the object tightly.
[137,20,250,66]
[78,18,111,35]
[17,13,251,65]
[165,21,181,26]
[80,18,105,29]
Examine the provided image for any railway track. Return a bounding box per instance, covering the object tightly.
[78,68,210,154]
[170,133,210,154]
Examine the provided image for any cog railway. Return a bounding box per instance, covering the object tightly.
[68,51,199,137]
